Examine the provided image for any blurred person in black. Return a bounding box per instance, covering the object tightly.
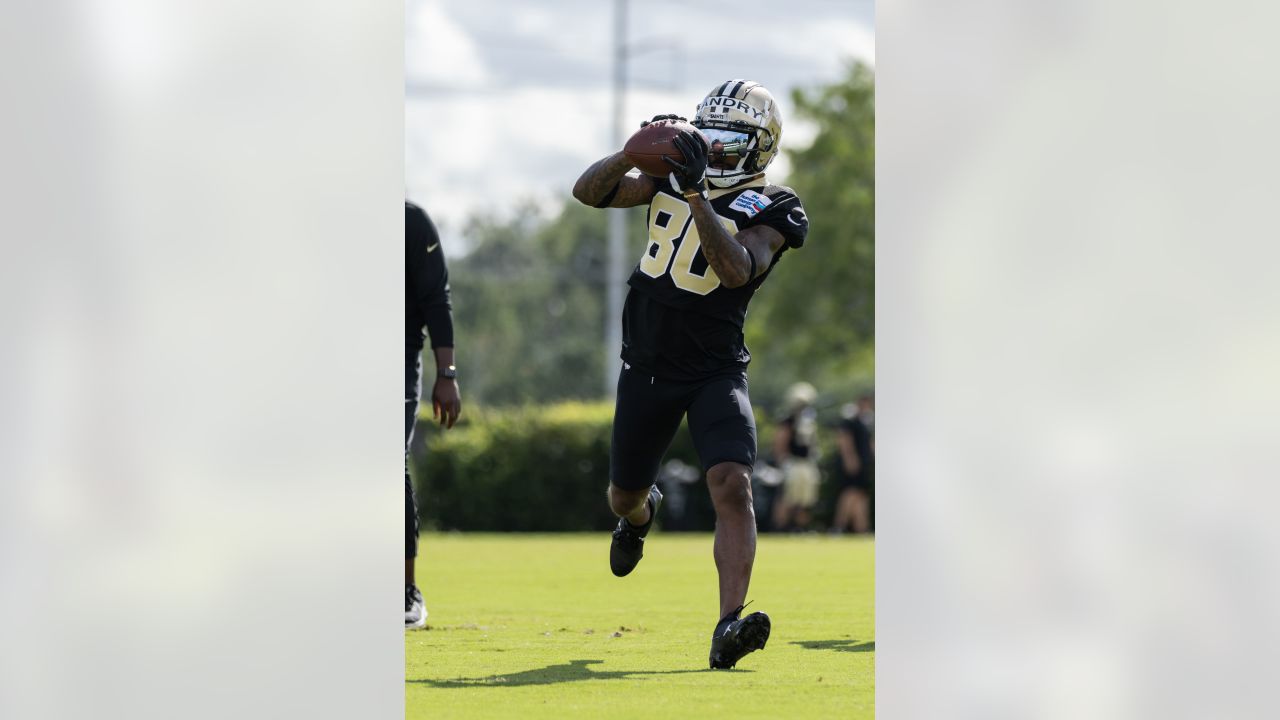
[833,393,874,534]
[771,382,821,532]
[405,201,461,628]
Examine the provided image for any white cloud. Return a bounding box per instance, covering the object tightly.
[510,6,557,38]
[408,87,645,245]
[405,1,873,249]
[759,18,876,71]
[404,0,488,86]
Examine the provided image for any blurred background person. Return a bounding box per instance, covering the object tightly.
[833,392,874,534]
[772,382,821,532]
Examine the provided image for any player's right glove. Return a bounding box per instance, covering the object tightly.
[664,129,710,199]
[641,113,686,128]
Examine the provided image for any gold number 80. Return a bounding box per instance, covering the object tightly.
[638,193,738,297]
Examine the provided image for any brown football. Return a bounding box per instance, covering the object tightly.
[624,119,699,177]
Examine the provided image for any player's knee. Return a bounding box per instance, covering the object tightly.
[706,463,753,512]
[607,485,647,517]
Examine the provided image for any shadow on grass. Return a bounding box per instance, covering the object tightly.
[409,659,739,688]
[791,639,875,653]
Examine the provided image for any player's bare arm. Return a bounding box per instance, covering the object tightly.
[572,152,658,208]
[688,199,786,288]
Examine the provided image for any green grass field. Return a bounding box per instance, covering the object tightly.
[406,533,873,719]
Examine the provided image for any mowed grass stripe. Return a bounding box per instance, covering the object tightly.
[406,533,873,720]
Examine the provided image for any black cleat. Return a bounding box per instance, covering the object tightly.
[609,485,663,577]
[709,605,771,669]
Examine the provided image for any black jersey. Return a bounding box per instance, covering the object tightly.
[407,197,458,386]
[406,201,453,352]
[621,177,808,380]
[406,201,454,398]
[839,413,875,486]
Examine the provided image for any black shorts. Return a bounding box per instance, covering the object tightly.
[610,365,757,492]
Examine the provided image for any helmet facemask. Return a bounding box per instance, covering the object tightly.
[692,81,783,189]
[697,123,776,188]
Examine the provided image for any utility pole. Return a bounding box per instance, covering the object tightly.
[604,0,628,398]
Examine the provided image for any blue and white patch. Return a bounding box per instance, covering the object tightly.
[729,190,772,218]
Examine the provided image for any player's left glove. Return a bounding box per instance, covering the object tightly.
[664,130,709,199]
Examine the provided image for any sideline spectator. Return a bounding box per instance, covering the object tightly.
[772,382,821,532]
[405,201,461,629]
[833,393,874,533]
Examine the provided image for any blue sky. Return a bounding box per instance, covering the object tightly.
[407,0,874,250]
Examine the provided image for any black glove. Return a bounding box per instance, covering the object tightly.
[640,113,686,128]
[664,130,709,198]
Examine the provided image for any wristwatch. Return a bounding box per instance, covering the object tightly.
[437,365,458,380]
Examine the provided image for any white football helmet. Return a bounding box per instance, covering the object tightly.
[692,80,783,188]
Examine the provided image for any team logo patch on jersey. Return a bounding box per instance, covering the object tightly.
[729,190,772,218]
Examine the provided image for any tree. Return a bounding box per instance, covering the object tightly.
[744,62,875,411]
[447,202,644,404]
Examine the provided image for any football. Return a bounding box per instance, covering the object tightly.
[624,119,700,177]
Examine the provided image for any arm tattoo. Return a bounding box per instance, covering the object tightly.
[572,152,657,208]
[687,195,754,288]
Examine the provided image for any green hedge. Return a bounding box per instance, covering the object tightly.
[410,402,696,531]
[409,402,842,532]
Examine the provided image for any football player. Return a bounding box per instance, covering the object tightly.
[572,80,809,669]
[405,201,462,629]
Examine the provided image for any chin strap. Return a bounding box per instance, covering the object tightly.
[708,172,765,189]
[707,176,744,189]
